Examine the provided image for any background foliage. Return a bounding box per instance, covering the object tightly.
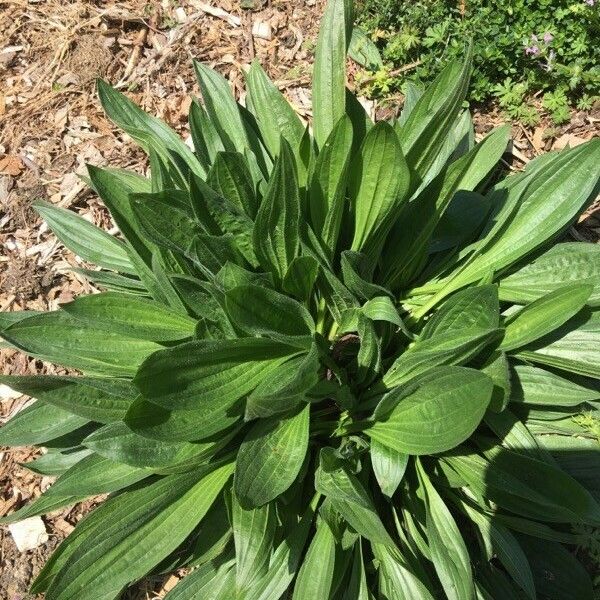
[356,0,600,124]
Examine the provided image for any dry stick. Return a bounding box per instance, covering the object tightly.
[115,11,207,89]
[519,123,540,156]
[123,27,149,80]
[246,13,255,61]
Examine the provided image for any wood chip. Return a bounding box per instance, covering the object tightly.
[188,1,241,26]
[0,155,23,176]
[252,21,272,41]
[532,127,545,153]
[552,133,588,150]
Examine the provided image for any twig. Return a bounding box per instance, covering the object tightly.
[187,1,241,27]
[115,12,205,89]
[245,13,255,61]
[122,27,149,80]
[519,123,539,155]
[272,76,311,89]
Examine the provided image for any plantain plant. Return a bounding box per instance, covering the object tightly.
[1,1,600,598]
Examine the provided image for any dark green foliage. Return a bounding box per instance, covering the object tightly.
[0,1,599,598]
[356,0,600,124]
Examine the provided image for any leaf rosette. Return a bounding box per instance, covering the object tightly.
[1,1,599,598]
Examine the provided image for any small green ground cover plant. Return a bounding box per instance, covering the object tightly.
[1,0,600,598]
[356,0,600,125]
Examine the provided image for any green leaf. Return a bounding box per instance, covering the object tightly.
[163,559,235,600]
[82,422,222,473]
[355,313,382,385]
[343,544,370,600]
[315,448,394,545]
[383,327,502,388]
[484,408,551,463]
[97,79,203,180]
[189,98,225,173]
[40,461,233,600]
[0,401,88,447]
[370,439,408,498]
[416,461,474,600]
[481,350,511,412]
[292,518,337,600]
[373,544,435,600]
[383,125,508,288]
[0,375,136,423]
[208,151,258,218]
[517,535,593,600]
[477,565,525,600]
[193,62,249,153]
[0,453,149,525]
[2,311,160,376]
[34,200,134,274]
[0,310,44,330]
[283,255,319,302]
[62,292,196,342]
[348,27,383,69]
[444,447,600,525]
[87,165,154,264]
[73,269,146,295]
[186,500,233,569]
[225,284,314,345]
[309,115,354,252]
[420,285,500,339]
[515,309,600,379]
[345,88,373,151]
[312,0,353,147]
[511,364,600,407]
[234,404,310,507]
[341,251,391,302]
[134,337,297,411]
[232,496,276,592]
[245,347,320,420]
[125,396,243,443]
[435,139,600,306]
[130,191,200,255]
[400,51,472,182]
[499,242,600,307]
[429,190,491,255]
[186,233,243,275]
[24,448,93,477]
[246,60,305,158]
[349,122,410,254]
[369,366,493,455]
[501,284,592,351]
[458,501,535,600]
[189,174,257,266]
[253,138,300,282]
[362,296,410,336]
[240,498,317,600]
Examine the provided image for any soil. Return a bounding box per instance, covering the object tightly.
[0,0,598,598]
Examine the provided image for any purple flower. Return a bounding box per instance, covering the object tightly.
[525,45,540,56]
[585,0,594,6]
[543,32,554,44]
